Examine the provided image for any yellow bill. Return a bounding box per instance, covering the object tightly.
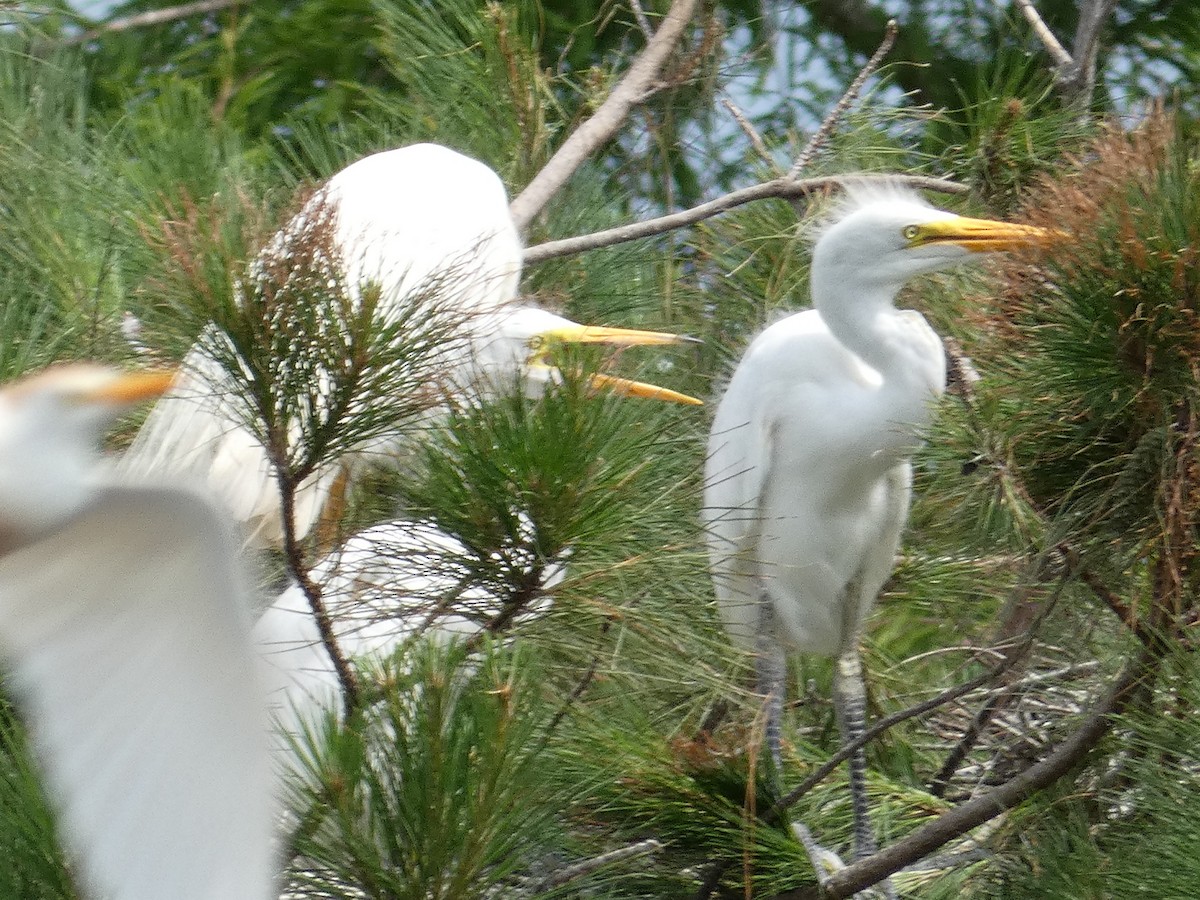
[588,372,703,406]
[530,323,702,406]
[540,324,702,347]
[909,216,1061,253]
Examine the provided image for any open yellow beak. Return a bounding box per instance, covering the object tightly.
[537,324,703,406]
[587,372,704,406]
[540,324,702,348]
[911,216,1060,253]
[83,370,176,406]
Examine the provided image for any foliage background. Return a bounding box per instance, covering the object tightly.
[1,0,1199,897]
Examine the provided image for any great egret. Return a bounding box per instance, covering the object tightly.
[123,143,700,549]
[0,364,275,900]
[255,516,564,753]
[702,186,1050,880]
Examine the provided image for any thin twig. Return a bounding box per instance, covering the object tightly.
[508,0,699,232]
[927,568,1076,796]
[722,97,776,170]
[1011,0,1072,69]
[532,839,663,891]
[546,618,615,731]
[62,0,244,46]
[696,569,1067,900]
[522,173,965,264]
[773,570,1064,820]
[772,648,1161,899]
[929,691,1007,798]
[788,19,898,180]
[1080,567,1149,646]
[276,467,359,719]
[628,0,653,40]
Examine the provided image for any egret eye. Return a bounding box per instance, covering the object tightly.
[529,335,546,351]
[902,224,921,241]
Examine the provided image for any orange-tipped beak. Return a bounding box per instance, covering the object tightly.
[83,370,176,406]
[912,216,1062,253]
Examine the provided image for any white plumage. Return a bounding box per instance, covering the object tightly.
[124,143,698,549]
[0,365,275,900]
[255,516,565,747]
[124,143,521,549]
[703,188,1050,878]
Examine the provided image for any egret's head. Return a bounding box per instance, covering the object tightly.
[473,306,702,406]
[811,184,1054,298]
[0,365,175,441]
[0,366,175,538]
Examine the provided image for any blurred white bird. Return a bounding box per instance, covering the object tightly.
[0,364,276,900]
[703,186,1050,882]
[123,143,699,550]
[255,516,564,752]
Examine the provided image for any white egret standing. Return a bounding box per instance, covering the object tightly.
[703,186,1050,879]
[0,365,275,900]
[123,143,699,549]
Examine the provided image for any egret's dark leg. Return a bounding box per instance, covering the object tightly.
[834,647,897,899]
[756,593,855,892]
[754,589,786,772]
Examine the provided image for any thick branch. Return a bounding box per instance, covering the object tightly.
[532,838,662,891]
[508,0,699,232]
[1061,0,1118,102]
[522,173,965,264]
[63,0,245,46]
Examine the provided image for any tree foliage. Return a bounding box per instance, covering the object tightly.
[0,0,1198,897]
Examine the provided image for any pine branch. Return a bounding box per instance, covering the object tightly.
[275,464,359,720]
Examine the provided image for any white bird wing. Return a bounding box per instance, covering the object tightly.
[0,485,275,900]
[703,311,878,646]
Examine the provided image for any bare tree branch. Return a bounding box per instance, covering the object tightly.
[508,0,699,233]
[522,173,965,264]
[532,838,662,891]
[628,0,653,40]
[1011,0,1117,105]
[62,0,244,46]
[1011,0,1073,69]
[772,566,1067,822]
[722,97,776,170]
[1062,0,1118,101]
[772,648,1159,899]
[788,19,899,179]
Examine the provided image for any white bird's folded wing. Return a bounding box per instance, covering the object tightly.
[0,485,275,900]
